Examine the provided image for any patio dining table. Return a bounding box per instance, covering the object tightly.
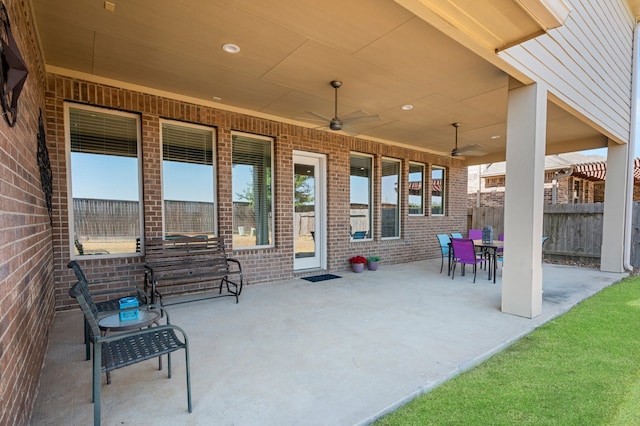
[472,239,503,283]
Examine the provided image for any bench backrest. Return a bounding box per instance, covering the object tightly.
[145,236,230,272]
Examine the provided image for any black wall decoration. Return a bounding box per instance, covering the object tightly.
[37,109,52,226]
[0,1,28,127]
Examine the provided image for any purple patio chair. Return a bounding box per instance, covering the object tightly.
[468,229,488,266]
[468,229,482,240]
[450,238,485,283]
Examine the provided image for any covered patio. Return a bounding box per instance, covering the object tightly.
[32,260,626,425]
[2,1,639,424]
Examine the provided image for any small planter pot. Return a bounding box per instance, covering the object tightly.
[367,261,379,271]
[351,262,365,273]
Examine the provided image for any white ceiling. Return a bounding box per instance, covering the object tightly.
[31,0,610,164]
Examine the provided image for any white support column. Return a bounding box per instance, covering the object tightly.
[600,140,629,272]
[502,83,547,318]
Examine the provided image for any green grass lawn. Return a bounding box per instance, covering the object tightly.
[376,275,640,426]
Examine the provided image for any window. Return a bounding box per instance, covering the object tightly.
[66,104,142,257]
[161,121,216,238]
[382,158,400,238]
[485,176,505,188]
[408,162,424,215]
[232,132,274,248]
[431,166,446,216]
[350,154,372,240]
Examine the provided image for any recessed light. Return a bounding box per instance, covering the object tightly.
[491,135,501,139]
[401,104,413,110]
[213,96,222,101]
[222,43,240,54]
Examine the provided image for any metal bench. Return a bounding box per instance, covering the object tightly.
[144,236,243,306]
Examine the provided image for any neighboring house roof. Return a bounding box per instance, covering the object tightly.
[479,153,608,178]
[571,161,607,181]
[407,179,441,195]
[573,158,640,183]
[478,154,640,183]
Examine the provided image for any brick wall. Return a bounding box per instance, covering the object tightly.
[0,2,52,425]
[46,76,468,310]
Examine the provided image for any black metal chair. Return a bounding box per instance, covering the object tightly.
[69,279,192,426]
[67,260,150,360]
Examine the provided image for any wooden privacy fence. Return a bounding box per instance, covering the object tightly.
[469,203,640,267]
[74,199,216,238]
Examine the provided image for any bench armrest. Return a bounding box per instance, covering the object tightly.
[226,257,243,273]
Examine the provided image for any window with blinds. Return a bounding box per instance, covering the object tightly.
[431,166,446,216]
[231,132,273,248]
[350,153,372,240]
[161,121,216,238]
[67,104,142,257]
[382,158,400,238]
[409,162,424,215]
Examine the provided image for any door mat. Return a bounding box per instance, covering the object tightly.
[301,274,342,283]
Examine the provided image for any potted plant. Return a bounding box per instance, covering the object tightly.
[367,255,380,271]
[349,255,367,273]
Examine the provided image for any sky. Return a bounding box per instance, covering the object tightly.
[580,143,640,159]
[72,115,640,203]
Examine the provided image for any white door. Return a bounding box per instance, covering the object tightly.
[293,152,326,271]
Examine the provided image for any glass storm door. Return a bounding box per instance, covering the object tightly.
[293,152,325,270]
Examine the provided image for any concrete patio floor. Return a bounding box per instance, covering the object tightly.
[31,259,627,425]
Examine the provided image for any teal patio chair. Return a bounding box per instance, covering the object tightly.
[436,234,451,273]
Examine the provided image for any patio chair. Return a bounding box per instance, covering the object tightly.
[436,234,451,273]
[69,279,192,426]
[67,260,150,360]
[450,232,463,239]
[450,238,485,283]
[468,229,483,240]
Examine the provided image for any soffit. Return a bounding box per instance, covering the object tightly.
[31,0,605,163]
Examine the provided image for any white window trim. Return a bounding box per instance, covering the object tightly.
[431,165,446,217]
[159,119,218,238]
[350,152,374,242]
[381,157,401,240]
[408,161,425,217]
[65,102,143,259]
[231,131,275,250]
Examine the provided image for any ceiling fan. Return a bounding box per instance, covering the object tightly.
[299,80,381,133]
[450,122,484,157]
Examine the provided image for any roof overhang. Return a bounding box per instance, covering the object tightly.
[395,0,571,53]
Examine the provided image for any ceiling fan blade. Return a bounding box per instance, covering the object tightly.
[452,144,485,156]
[294,115,326,124]
[341,109,370,119]
[456,143,484,153]
[459,150,485,156]
[342,114,382,125]
[305,111,332,121]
